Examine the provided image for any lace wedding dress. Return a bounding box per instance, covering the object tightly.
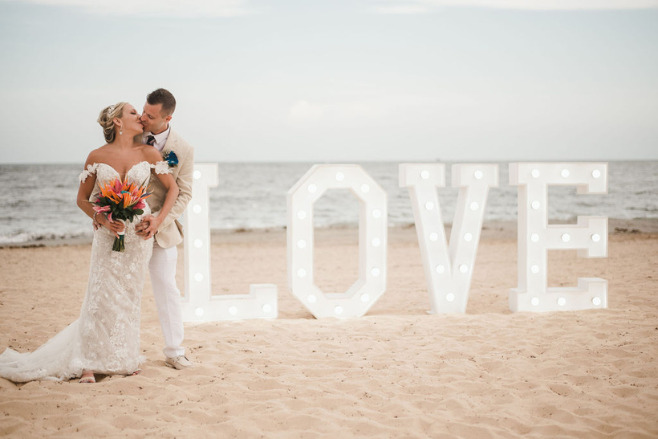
[0,161,169,382]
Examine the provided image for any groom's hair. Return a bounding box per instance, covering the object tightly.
[147,88,176,117]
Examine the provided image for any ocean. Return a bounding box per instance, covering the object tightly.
[0,161,656,245]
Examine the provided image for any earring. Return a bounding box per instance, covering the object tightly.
[119,126,123,135]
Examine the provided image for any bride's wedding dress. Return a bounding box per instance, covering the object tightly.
[0,161,168,382]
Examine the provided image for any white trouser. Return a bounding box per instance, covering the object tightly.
[149,241,185,359]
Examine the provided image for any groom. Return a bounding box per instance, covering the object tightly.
[136,88,194,370]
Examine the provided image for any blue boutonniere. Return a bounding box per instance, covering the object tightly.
[163,150,179,168]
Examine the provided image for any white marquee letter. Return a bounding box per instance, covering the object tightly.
[509,162,608,312]
[287,165,387,318]
[182,164,277,322]
[400,163,499,313]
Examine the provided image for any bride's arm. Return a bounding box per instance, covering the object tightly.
[142,148,180,234]
[76,154,124,237]
[149,172,179,232]
[76,157,98,219]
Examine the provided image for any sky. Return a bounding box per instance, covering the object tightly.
[0,0,657,164]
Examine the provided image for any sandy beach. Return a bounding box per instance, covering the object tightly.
[1,220,657,438]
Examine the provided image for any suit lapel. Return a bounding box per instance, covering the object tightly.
[161,130,180,177]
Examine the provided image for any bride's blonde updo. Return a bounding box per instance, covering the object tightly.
[97,102,128,143]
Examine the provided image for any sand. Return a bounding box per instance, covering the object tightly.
[0,221,657,438]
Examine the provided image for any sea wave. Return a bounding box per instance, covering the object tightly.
[1,161,656,245]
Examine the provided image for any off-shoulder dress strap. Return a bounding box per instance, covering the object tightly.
[78,163,99,183]
[151,161,171,175]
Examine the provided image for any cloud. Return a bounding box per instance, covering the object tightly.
[371,0,658,13]
[375,4,430,14]
[288,97,398,128]
[289,100,325,121]
[6,0,256,17]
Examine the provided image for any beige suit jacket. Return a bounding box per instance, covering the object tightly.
[148,129,194,248]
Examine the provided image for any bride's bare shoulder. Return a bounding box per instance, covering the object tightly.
[137,144,162,163]
[84,145,111,165]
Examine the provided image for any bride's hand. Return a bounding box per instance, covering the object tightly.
[97,214,125,238]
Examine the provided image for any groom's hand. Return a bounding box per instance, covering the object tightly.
[135,215,151,238]
[136,214,160,240]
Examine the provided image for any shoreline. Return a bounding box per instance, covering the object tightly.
[2,218,657,248]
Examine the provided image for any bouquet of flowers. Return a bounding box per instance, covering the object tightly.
[93,178,151,252]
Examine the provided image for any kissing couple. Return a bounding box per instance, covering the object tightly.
[0,88,195,383]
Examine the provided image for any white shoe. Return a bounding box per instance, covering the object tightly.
[165,355,193,370]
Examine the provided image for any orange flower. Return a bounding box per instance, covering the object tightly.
[122,193,133,208]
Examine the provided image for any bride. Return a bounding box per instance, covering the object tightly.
[0,102,179,384]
